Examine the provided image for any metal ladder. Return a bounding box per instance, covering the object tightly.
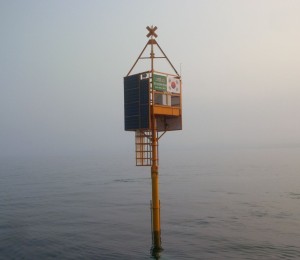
[135,130,152,166]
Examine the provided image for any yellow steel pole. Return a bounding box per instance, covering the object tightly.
[150,34,162,252]
[151,117,161,251]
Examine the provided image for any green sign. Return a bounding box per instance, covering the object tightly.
[153,74,167,91]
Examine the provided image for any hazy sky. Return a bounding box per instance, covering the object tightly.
[1,0,300,158]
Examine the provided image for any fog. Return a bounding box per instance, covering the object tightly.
[1,0,300,158]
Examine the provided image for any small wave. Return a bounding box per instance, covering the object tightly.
[288,192,300,199]
[114,178,136,183]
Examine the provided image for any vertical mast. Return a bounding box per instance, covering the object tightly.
[124,26,182,256]
[148,25,162,253]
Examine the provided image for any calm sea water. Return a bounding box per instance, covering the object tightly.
[1,147,300,259]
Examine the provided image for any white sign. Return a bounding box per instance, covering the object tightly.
[167,76,180,93]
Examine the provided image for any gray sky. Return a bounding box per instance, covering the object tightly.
[1,0,300,158]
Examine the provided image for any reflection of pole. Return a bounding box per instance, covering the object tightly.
[150,35,162,253]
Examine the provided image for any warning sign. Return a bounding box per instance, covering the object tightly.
[153,74,167,91]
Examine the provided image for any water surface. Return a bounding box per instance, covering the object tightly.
[1,147,300,259]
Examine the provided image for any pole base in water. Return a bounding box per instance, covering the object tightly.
[151,230,163,257]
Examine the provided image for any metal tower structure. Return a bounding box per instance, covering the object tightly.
[124,26,182,254]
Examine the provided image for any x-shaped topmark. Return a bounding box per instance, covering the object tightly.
[146,26,158,38]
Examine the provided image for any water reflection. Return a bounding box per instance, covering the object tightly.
[151,246,163,259]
